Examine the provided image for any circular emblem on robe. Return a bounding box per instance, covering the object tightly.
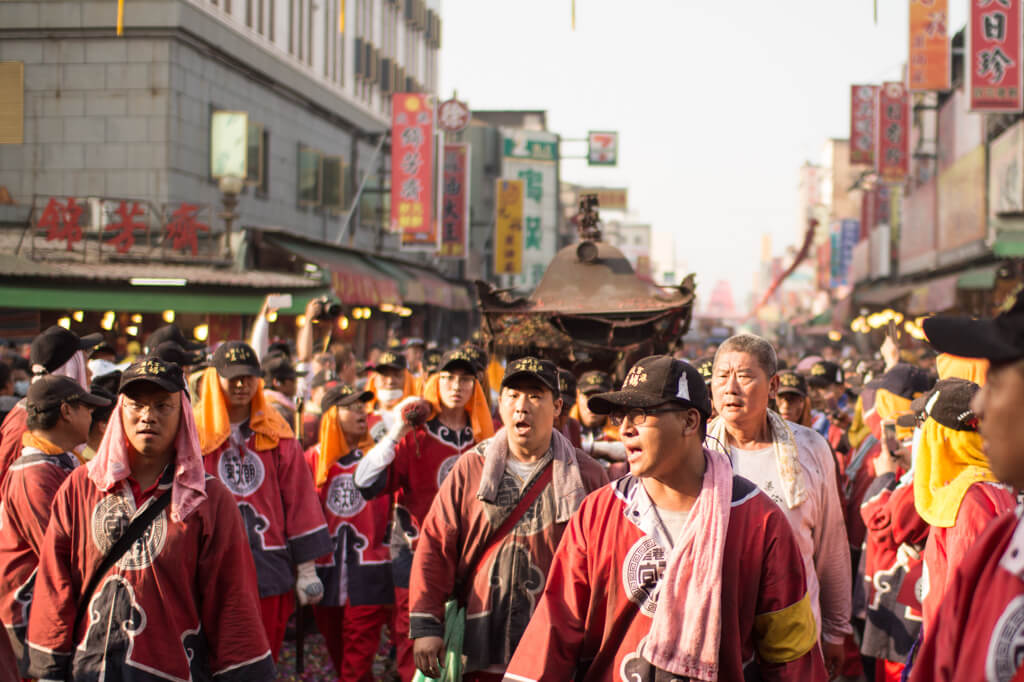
[218,445,265,497]
[622,537,667,617]
[91,495,167,571]
[326,473,365,518]
[987,595,1024,682]
[436,455,459,488]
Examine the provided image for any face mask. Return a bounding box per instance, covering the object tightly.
[377,388,404,404]
[13,380,28,397]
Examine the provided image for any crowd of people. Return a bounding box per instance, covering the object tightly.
[0,289,1022,681]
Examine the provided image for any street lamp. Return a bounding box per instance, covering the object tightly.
[218,175,245,261]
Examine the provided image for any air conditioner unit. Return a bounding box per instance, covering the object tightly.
[405,75,415,92]
[380,57,392,91]
[363,42,373,80]
[368,46,380,84]
[354,37,364,80]
[404,0,414,22]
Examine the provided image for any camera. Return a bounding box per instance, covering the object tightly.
[312,297,343,322]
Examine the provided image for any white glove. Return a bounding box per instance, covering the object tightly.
[295,561,323,606]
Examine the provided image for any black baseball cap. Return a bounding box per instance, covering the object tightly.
[373,350,407,372]
[871,363,933,400]
[88,342,116,359]
[896,378,980,431]
[212,341,262,380]
[807,361,844,387]
[924,286,1024,364]
[438,348,477,375]
[149,341,205,367]
[577,370,613,396]
[424,348,444,373]
[119,357,187,394]
[777,370,809,397]
[27,375,111,412]
[588,356,712,418]
[146,323,205,352]
[263,355,306,381]
[461,345,487,373]
[320,383,374,412]
[694,356,715,384]
[557,368,577,399]
[30,326,104,374]
[501,356,559,394]
[310,369,339,389]
[87,384,118,422]
[90,370,122,396]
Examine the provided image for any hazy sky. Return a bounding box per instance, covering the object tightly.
[440,0,967,309]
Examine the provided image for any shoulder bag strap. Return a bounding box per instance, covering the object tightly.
[72,492,172,640]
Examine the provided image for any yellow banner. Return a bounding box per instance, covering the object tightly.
[494,179,524,275]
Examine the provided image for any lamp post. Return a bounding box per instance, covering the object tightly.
[218,175,245,262]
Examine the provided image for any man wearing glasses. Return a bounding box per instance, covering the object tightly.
[355,349,495,680]
[504,355,824,681]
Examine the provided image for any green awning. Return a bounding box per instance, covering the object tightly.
[994,230,1024,257]
[0,283,329,315]
[957,264,1001,290]
[367,258,428,305]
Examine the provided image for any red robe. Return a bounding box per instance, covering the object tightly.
[359,417,478,586]
[503,474,827,682]
[25,466,276,680]
[303,444,393,606]
[921,481,1017,631]
[0,404,27,486]
[0,446,78,674]
[909,508,1024,682]
[203,432,332,598]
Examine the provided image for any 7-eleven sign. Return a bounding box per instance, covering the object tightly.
[587,130,618,166]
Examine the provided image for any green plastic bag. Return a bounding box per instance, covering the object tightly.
[411,599,466,682]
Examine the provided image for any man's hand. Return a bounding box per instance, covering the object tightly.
[880,336,900,371]
[821,639,844,680]
[413,636,445,678]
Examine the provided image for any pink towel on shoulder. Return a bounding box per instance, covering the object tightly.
[642,447,733,681]
[87,391,207,522]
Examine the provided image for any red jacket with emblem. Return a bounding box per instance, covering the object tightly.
[503,474,827,682]
[910,508,1024,682]
[0,446,78,673]
[203,431,332,598]
[25,466,275,680]
[304,444,393,606]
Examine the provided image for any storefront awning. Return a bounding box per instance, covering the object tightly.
[0,282,329,315]
[265,236,402,306]
[854,282,917,307]
[906,275,959,316]
[957,263,1001,290]
[366,258,428,305]
[994,230,1024,258]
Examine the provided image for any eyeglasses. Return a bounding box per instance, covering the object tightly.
[608,406,682,426]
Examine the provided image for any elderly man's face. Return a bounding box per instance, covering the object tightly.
[711,351,776,426]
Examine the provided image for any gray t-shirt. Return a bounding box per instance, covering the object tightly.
[654,506,691,547]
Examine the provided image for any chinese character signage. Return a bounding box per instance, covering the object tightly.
[437,97,471,133]
[440,143,470,259]
[969,0,1023,112]
[830,219,861,287]
[494,179,524,275]
[909,0,950,92]
[391,93,437,250]
[587,131,618,166]
[580,187,629,210]
[502,129,559,289]
[850,85,878,165]
[876,82,910,182]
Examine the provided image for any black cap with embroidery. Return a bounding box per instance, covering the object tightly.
[501,356,560,394]
[149,341,205,367]
[424,348,445,373]
[777,370,809,397]
[577,370,613,395]
[373,350,407,372]
[30,325,104,375]
[896,378,980,431]
[27,375,111,412]
[119,357,187,394]
[807,360,844,387]
[557,368,577,399]
[587,355,711,418]
[212,341,262,380]
[320,383,374,412]
[694,356,715,384]
[461,344,488,373]
[438,348,477,375]
[924,284,1024,364]
[263,354,307,381]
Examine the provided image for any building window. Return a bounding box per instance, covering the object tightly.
[298,145,323,206]
[322,156,347,211]
[247,123,268,196]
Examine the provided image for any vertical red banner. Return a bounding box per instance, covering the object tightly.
[876,82,910,182]
[850,85,878,165]
[391,93,437,250]
[440,143,470,259]
[969,0,1024,112]
[909,0,951,92]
